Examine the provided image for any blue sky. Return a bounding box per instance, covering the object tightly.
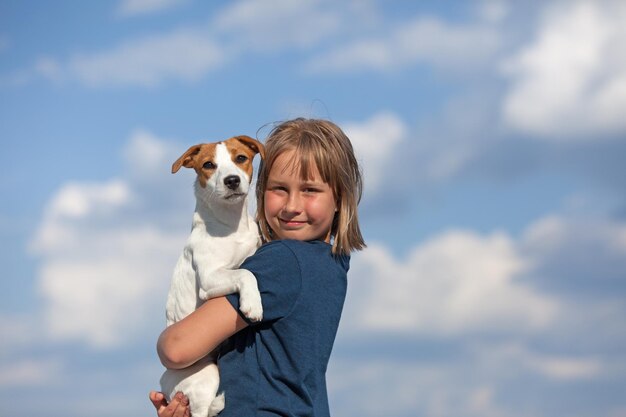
[1,0,626,416]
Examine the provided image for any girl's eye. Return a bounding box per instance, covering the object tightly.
[203,161,216,170]
[304,188,319,193]
[235,155,248,163]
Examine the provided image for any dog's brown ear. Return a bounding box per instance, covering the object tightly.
[235,135,265,160]
[172,144,202,173]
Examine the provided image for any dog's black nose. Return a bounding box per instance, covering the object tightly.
[224,175,241,190]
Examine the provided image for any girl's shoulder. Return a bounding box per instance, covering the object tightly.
[243,240,303,272]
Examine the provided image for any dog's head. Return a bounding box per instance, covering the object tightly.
[172,135,265,205]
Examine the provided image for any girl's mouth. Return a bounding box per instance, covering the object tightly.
[279,218,306,227]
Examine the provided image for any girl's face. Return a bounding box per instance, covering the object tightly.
[264,149,337,242]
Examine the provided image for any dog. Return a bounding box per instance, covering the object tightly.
[160,135,265,417]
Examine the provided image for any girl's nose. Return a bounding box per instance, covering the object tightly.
[285,192,302,213]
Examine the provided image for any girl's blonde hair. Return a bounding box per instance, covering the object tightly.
[256,118,365,255]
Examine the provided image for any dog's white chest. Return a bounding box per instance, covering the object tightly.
[165,213,259,325]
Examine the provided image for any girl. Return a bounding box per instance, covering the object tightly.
[150,118,365,417]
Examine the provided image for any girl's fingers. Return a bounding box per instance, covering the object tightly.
[169,392,189,417]
[149,391,168,412]
[149,391,189,417]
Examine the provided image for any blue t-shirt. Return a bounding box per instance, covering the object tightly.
[218,239,350,417]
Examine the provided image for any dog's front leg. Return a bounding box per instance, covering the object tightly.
[197,268,263,322]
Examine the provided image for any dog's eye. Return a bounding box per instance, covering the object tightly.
[235,155,248,163]
[203,161,216,170]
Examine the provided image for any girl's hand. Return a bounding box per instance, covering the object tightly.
[149,391,190,417]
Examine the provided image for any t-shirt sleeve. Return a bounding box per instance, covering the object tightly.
[226,241,301,323]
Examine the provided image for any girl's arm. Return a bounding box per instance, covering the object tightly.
[157,296,248,369]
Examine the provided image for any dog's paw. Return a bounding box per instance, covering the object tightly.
[241,302,263,322]
[239,290,263,322]
[208,392,225,417]
[198,288,209,300]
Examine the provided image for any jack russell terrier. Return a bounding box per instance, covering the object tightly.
[160,135,265,417]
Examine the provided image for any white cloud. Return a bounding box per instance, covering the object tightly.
[117,0,188,17]
[344,229,558,336]
[529,354,602,379]
[35,56,63,82]
[123,129,181,180]
[478,0,510,23]
[501,0,626,139]
[5,1,505,89]
[521,214,626,266]
[52,180,130,219]
[329,360,448,417]
[473,342,603,381]
[343,112,407,192]
[0,314,39,354]
[328,343,604,417]
[44,0,350,89]
[5,1,506,88]
[30,133,187,348]
[30,180,132,255]
[69,29,225,87]
[8,0,344,89]
[36,227,182,347]
[329,358,517,417]
[0,358,64,387]
[39,0,343,89]
[0,55,64,87]
[212,0,342,51]
[306,14,502,73]
[342,210,626,349]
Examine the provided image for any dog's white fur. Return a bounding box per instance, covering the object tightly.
[160,136,264,417]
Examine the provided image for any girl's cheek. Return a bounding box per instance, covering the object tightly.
[313,194,336,212]
[264,192,279,208]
